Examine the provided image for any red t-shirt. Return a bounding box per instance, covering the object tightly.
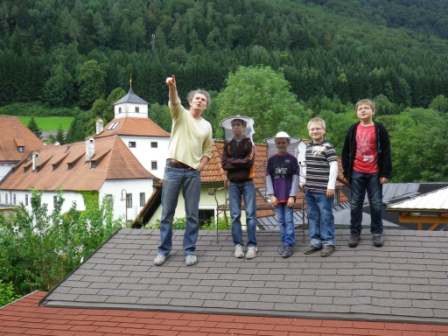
[353,123,378,174]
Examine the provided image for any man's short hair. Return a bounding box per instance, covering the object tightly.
[307,117,326,130]
[355,99,376,113]
[187,89,211,106]
[231,118,247,127]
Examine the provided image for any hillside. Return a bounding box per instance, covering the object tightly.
[0,0,447,108]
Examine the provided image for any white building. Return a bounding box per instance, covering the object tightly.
[0,135,156,221]
[0,115,42,183]
[95,87,171,179]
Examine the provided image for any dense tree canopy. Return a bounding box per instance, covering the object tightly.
[0,0,447,108]
[215,66,311,141]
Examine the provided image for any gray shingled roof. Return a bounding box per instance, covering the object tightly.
[114,88,148,105]
[41,228,448,324]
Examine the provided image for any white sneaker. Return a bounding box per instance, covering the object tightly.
[234,244,244,258]
[154,253,167,266]
[245,246,257,259]
[185,254,198,266]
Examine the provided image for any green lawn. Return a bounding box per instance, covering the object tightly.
[18,116,74,132]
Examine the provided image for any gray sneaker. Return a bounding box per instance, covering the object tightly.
[372,234,384,247]
[348,234,361,248]
[234,244,245,258]
[185,254,198,266]
[320,245,336,257]
[304,246,322,255]
[154,253,167,266]
[245,246,257,259]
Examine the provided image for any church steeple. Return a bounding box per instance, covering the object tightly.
[113,78,149,119]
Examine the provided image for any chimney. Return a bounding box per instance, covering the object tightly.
[96,118,104,134]
[85,137,95,161]
[31,152,39,171]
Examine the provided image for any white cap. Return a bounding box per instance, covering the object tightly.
[274,131,290,139]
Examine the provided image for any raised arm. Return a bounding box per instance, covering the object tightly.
[166,75,182,119]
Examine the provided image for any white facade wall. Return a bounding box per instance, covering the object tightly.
[0,189,85,213]
[99,179,154,221]
[0,163,15,182]
[120,136,170,179]
[0,178,153,221]
[115,103,148,119]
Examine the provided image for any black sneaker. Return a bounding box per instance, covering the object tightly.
[282,246,294,258]
[320,245,335,257]
[277,245,286,256]
[304,246,322,255]
[348,234,360,248]
[372,234,384,247]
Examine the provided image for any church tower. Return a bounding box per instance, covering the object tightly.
[113,79,149,119]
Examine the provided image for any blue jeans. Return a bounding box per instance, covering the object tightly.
[158,166,201,256]
[228,181,257,246]
[350,172,383,235]
[275,204,295,247]
[305,191,335,247]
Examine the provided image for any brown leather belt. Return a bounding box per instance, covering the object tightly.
[167,159,196,171]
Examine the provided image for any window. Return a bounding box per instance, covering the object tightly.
[151,141,158,148]
[135,106,139,113]
[151,161,158,170]
[126,193,132,209]
[5,193,8,205]
[198,209,215,225]
[104,194,113,208]
[139,192,145,207]
[25,194,29,206]
[13,194,16,205]
[128,141,136,148]
[17,146,25,153]
[119,107,122,113]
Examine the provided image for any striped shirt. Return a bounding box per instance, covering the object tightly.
[304,141,337,192]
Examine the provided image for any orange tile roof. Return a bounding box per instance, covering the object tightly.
[96,117,170,138]
[0,115,43,162]
[0,136,155,192]
[1,291,448,336]
[200,140,268,184]
[200,142,226,183]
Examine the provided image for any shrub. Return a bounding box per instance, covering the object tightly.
[0,280,19,307]
[0,191,122,295]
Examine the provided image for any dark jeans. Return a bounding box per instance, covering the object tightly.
[158,166,201,256]
[305,191,335,247]
[350,171,383,235]
[228,181,257,246]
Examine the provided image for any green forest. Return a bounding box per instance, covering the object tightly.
[0,0,448,181]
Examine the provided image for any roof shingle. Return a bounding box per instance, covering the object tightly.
[113,87,148,105]
[0,115,43,162]
[2,291,448,336]
[96,117,170,138]
[41,228,448,324]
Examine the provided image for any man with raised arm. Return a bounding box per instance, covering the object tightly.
[154,75,214,267]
